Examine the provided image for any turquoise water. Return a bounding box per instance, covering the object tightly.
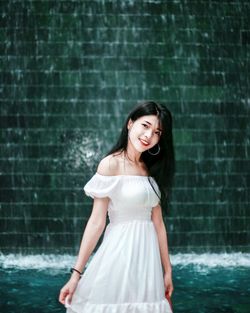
[0,253,250,313]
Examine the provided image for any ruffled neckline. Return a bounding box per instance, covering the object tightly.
[95,172,152,178]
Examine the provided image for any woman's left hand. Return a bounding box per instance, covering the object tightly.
[164,271,174,297]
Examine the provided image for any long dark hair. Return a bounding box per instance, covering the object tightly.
[106,101,175,206]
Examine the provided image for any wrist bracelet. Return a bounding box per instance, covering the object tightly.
[70,267,82,276]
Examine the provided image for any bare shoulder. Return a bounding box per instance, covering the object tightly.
[97,154,120,176]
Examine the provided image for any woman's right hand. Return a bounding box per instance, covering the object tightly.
[59,275,80,306]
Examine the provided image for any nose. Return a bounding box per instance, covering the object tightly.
[145,129,153,138]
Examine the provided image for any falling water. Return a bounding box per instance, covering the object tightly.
[1,0,249,255]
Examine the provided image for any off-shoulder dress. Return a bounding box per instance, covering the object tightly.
[66,173,172,313]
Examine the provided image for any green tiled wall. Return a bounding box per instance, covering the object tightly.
[0,1,249,253]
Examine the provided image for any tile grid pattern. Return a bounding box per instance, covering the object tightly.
[0,1,249,253]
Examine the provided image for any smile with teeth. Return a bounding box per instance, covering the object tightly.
[139,138,150,146]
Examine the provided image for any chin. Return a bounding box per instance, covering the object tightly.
[139,147,150,153]
[133,145,145,153]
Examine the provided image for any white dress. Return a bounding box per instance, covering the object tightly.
[66,173,172,313]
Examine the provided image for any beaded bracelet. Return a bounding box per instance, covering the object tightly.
[70,267,82,276]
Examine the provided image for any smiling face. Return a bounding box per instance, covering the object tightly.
[127,115,162,153]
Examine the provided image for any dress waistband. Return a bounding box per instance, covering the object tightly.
[108,209,152,224]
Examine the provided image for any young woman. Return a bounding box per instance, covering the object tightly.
[59,101,175,313]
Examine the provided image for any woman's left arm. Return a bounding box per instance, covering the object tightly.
[152,204,174,297]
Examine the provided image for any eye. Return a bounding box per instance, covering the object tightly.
[155,131,161,136]
[142,123,149,128]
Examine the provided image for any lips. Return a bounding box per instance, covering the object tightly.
[139,138,150,146]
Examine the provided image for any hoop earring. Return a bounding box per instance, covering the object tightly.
[148,144,160,156]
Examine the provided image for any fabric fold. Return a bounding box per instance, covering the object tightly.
[66,298,172,313]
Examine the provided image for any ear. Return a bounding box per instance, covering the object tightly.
[127,119,133,130]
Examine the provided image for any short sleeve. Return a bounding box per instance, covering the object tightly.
[149,177,161,207]
[83,173,119,199]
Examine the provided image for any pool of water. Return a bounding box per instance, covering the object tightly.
[0,253,250,313]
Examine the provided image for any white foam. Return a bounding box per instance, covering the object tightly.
[0,252,249,271]
[171,252,250,268]
[0,253,75,271]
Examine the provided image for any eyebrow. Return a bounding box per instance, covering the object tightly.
[144,120,162,131]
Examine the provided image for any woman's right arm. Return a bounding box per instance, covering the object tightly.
[59,196,109,306]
